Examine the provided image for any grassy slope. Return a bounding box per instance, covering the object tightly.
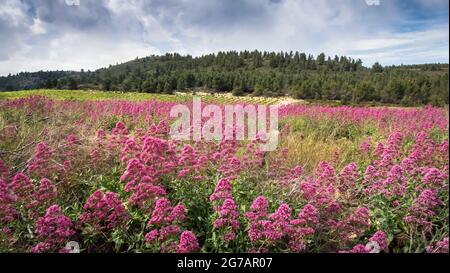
[0,89,283,105]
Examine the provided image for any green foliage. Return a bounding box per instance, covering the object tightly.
[1,51,448,106]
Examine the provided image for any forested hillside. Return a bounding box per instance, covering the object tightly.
[1,51,448,106]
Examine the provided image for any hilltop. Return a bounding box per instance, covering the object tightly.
[0,51,448,106]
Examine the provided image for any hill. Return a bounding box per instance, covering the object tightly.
[1,51,448,106]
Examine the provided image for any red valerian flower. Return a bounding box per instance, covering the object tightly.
[32,205,75,253]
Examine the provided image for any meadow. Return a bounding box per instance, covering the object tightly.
[0,89,282,105]
[0,90,448,253]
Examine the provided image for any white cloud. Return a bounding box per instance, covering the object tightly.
[0,33,159,75]
[342,24,449,65]
[0,0,28,27]
[30,18,47,35]
[0,0,448,75]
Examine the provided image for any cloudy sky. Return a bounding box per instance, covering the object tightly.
[0,0,448,76]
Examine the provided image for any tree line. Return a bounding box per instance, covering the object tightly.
[1,50,448,106]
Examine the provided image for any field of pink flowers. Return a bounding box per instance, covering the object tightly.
[0,96,448,253]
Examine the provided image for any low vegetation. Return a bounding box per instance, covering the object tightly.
[0,93,448,253]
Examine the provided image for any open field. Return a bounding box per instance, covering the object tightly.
[0,89,285,105]
[0,91,448,253]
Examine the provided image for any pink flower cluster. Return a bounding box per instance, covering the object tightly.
[366,164,407,198]
[177,230,200,253]
[359,137,372,154]
[404,189,442,233]
[210,178,240,243]
[145,198,198,253]
[277,165,304,187]
[422,167,446,187]
[426,237,449,253]
[338,162,359,194]
[28,142,60,179]
[10,173,34,202]
[121,156,166,210]
[0,179,17,225]
[31,205,75,253]
[210,178,234,204]
[339,230,388,253]
[335,207,371,244]
[289,204,318,252]
[79,190,128,233]
[27,178,57,218]
[246,196,318,252]
[213,198,240,242]
[0,97,448,253]
[177,144,208,179]
[279,104,448,133]
[32,178,57,203]
[299,162,341,217]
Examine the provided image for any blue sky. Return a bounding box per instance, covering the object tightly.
[0,0,448,75]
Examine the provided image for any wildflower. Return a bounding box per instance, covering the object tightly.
[177,230,199,253]
[31,178,57,206]
[212,198,240,242]
[337,207,370,244]
[123,137,137,153]
[401,157,418,176]
[31,242,52,253]
[416,189,441,208]
[149,198,175,226]
[223,232,236,242]
[128,183,166,210]
[374,142,384,157]
[145,230,159,243]
[32,205,75,253]
[347,207,370,227]
[291,165,304,177]
[245,196,269,221]
[289,204,318,252]
[171,204,186,222]
[363,165,378,185]
[359,137,372,154]
[426,237,449,253]
[269,203,292,223]
[338,162,359,192]
[28,142,58,178]
[296,204,319,225]
[209,178,233,204]
[252,203,290,243]
[159,225,181,241]
[219,156,242,177]
[10,173,34,201]
[112,121,128,135]
[404,189,441,233]
[339,244,369,253]
[369,231,388,251]
[278,165,304,186]
[385,131,403,157]
[0,179,17,224]
[145,198,187,253]
[315,161,336,186]
[210,177,240,244]
[383,165,407,196]
[26,178,57,218]
[96,129,106,139]
[422,168,445,187]
[66,134,78,145]
[120,158,147,191]
[79,190,128,232]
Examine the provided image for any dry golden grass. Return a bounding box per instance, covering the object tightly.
[280,132,362,173]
